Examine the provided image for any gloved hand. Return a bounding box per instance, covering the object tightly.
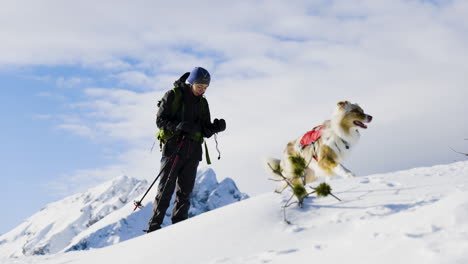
[176,121,198,136]
[213,118,226,133]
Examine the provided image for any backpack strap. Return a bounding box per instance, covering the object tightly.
[156,87,183,151]
[171,87,183,118]
[204,141,211,165]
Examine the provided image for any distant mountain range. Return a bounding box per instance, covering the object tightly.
[0,168,248,258]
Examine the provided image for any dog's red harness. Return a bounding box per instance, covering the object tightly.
[299,125,323,161]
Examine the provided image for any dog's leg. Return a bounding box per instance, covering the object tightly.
[335,163,356,178]
[304,167,318,184]
[318,145,339,176]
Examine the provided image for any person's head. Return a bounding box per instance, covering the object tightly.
[187,67,210,96]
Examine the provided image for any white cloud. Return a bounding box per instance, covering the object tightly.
[44,147,160,196]
[56,76,92,88]
[113,71,153,89]
[45,165,126,196]
[55,88,159,143]
[32,114,53,120]
[56,124,95,138]
[36,91,67,101]
[2,0,467,196]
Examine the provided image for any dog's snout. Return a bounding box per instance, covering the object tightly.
[367,115,373,122]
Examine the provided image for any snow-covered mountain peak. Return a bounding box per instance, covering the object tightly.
[62,168,249,253]
[190,168,249,215]
[0,169,248,259]
[0,176,147,258]
[193,168,218,193]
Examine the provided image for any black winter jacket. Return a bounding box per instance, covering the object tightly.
[156,73,217,161]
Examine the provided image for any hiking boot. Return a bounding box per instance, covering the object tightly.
[144,224,161,233]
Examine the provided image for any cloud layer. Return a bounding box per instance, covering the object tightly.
[3,0,468,195]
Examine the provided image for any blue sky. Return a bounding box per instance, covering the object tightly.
[1,69,116,232]
[1,0,468,234]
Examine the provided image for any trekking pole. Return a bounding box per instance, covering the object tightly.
[133,161,169,211]
[133,136,186,211]
[150,140,156,153]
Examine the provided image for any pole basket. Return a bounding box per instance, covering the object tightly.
[133,200,144,211]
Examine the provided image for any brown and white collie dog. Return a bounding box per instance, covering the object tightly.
[267,101,372,187]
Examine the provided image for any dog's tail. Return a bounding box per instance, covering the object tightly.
[264,157,282,180]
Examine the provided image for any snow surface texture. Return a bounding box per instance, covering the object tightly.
[0,168,248,259]
[2,161,468,264]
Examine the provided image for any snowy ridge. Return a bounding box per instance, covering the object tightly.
[0,168,248,259]
[3,161,468,264]
[190,168,249,214]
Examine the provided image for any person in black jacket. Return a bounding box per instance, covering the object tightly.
[147,67,226,233]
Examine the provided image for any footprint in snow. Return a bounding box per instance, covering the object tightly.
[276,249,299,254]
[257,249,300,263]
[360,178,370,184]
[405,225,442,238]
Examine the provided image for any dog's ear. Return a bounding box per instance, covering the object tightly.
[337,101,349,108]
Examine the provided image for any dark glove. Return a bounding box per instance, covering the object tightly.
[213,118,226,133]
[176,121,198,136]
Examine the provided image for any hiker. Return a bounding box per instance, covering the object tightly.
[147,67,226,233]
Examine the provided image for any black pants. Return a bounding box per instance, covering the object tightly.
[148,156,199,231]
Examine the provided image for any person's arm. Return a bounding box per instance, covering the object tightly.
[201,98,226,138]
[201,99,215,138]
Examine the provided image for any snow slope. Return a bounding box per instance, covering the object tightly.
[0,168,248,259]
[3,161,468,264]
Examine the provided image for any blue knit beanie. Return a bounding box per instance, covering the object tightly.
[187,67,211,85]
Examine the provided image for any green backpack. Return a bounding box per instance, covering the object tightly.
[155,87,211,162]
